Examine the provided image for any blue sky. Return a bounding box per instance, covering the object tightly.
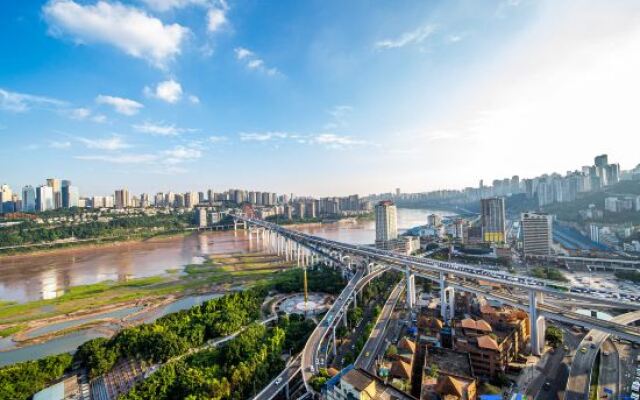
[1,0,640,197]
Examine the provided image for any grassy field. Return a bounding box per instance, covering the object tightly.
[184,252,295,285]
[0,276,178,325]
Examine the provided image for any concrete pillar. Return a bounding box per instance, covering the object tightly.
[343,312,348,328]
[405,267,415,310]
[440,272,455,322]
[332,326,337,357]
[296,244,301,267]
[285,381,290,400]
[353,292,357,309]
[529,290,545,356]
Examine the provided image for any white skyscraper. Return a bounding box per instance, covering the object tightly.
[0,184,13,213]
[375,200,398,246]
[521,212,553,255]
[36,185,54,211]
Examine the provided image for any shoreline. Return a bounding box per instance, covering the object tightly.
[0,230,197,261]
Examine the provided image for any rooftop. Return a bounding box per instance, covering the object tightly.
[424,347,474,378]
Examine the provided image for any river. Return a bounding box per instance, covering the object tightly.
[0,208,451,365]
[0,208,451,304]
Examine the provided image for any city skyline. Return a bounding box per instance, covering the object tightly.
[2,1,640,196]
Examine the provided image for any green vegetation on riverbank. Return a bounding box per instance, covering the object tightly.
[183,253,296,286]
[0,353,73,400]
[0,212,195,254]
[0,276,173,325]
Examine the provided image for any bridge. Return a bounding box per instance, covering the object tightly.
[234,215,640,399]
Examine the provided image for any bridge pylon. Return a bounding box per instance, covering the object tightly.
[529,290,545,356]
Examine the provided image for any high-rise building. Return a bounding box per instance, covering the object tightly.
[589,224,600,243]
[140,193,150,208]
[46,178,62,209]
[62,185,79,208]
[154,192,164,207]
[185,191,197,209]
[196,208,207,228]
[395,188,401,196]
[115,189,130,209]
[0,184,13,213]
[207,189,214,205]
[480,197,506,244]
[36,185,54,211]
[375,200,398,245]
[22,185,36,212]
[521,212,553,255]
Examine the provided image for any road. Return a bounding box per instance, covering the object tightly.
[598,340,619,399]
[355,282,404,372]
[530,325,582,400]
[301,269,364,392]
[251,355,302,400]
[565,310,640,400]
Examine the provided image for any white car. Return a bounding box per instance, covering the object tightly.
[275,377,283,385]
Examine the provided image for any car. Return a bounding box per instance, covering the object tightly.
[590,343,596,349]
[580,347,587,353]
[563,345,570,352]
[603,351,610,356]
[275,377,282,385]
[365,352,370,357]
[543,382,551,390]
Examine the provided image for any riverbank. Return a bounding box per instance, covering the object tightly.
[0,251,291,356]
[0,229,194,258]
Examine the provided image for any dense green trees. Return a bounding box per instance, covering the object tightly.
[271,265,347,294]
[0,353,73,400]
[123,323,287,400]
[75,289,264,378]
[0,212,194,247]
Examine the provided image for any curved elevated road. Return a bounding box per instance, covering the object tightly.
[565,310,640,400]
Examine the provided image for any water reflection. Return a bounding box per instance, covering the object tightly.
[0,208,451,303]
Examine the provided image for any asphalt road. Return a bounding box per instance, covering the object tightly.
[565,310,640,400]
[598,340,619,400]
[251,355,302,400]
[355,282,404,372]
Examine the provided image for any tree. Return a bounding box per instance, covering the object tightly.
[386,345,398,357]
[545,325,564,348]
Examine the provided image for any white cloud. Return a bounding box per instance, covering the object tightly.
[188,95,200,104]
[163,145,202,164]
[375,24,436,50]
[310,133,367,149]
[208,135,228,143]
[92,114,107,123]
[96,95,143,115]
[239,132,289,141]
[237,130,371,150]
[69,107,91,120]
[49,140,72,149]
[140,0,209,12]
[144,79,183,104]
[76,153,157,164]
[77,135,131,150]
[235,47,252,60]
[324,105,353,130]
[43,0,188,68]
[207,7,227,32]
[0,88,66,112]
[234,47,279,76]
[133,121,194,136]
